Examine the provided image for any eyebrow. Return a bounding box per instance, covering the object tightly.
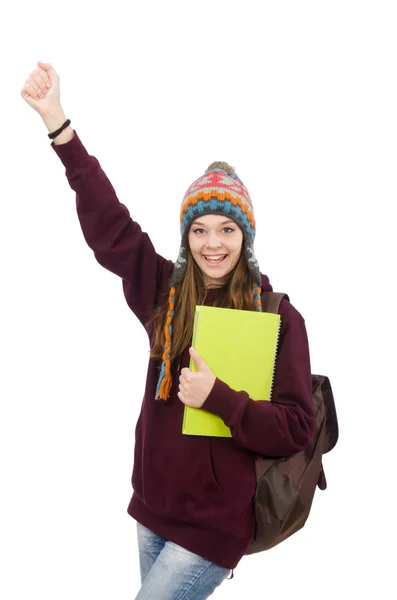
[192,220,235,226]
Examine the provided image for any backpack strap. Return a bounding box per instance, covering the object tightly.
[261,291,338,494]
[255,291,289,466]
[261,291,290,314]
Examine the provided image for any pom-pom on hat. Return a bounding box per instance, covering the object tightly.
[155,162,262,401]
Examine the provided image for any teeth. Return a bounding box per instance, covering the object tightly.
[204,255,225,263]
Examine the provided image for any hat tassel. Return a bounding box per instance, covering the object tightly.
[155,287,176,401]
[254,286,262,312]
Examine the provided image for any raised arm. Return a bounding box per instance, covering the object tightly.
[21,61,174,326]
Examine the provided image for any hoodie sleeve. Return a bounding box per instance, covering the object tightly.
[51,130,174,326]
[202,298,315,456]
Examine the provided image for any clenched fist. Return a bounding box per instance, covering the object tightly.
[20,61,60,116]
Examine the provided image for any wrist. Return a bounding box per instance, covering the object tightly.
[42,109,74,145]
[41,107,67,133]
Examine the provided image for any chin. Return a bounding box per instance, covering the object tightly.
[202,264,234,282]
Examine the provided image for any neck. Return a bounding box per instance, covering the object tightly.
[203,274,229,289]
[205,283,225,289]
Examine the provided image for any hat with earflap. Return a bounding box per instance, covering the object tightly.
[155,161,262,401]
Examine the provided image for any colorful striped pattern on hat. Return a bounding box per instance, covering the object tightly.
[180,170,256,242]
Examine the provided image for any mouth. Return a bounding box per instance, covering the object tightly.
[203,254,228,265]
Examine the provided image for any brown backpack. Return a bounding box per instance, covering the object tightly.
[244,292,338,555]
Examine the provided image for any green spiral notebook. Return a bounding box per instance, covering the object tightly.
[182,305,281,437]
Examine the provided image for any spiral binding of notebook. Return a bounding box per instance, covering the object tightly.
[268,317,282,400]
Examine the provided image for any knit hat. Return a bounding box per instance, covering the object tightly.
[155,161,262,401]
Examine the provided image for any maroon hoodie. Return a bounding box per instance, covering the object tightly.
[51,131,315,570]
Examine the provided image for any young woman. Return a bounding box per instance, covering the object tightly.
[21,62,315,599]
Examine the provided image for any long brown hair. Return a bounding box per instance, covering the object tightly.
[147,246,259,361]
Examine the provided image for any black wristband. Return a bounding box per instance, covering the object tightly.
[48,119,71,140]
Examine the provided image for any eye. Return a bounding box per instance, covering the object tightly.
[192,228,205,234]
[223,227,234,233]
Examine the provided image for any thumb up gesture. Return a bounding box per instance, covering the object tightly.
[178,347,216,408]
[20,61,61,116]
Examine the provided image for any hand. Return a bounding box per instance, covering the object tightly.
[178,347,216,409]
[20,61,61,116]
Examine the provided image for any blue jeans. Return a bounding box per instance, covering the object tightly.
[135,522,231,599]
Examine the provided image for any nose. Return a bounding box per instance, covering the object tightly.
[206,231,222,249]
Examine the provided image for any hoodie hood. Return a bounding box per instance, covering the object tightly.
[260,272,273,293]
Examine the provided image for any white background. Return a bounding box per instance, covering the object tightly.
[1,1,396,598]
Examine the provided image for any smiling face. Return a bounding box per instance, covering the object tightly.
[187,214,244,287]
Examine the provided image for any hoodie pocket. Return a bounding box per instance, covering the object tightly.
[144,435,225,528]
[208,438,222,491]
